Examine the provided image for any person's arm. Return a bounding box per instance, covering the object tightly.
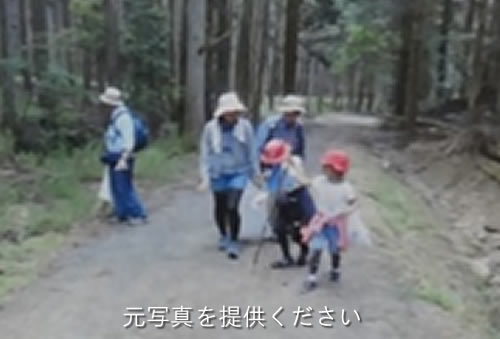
[246,121,263,188]
[115,113,135,170]
[199,124,211,185]
[288,156,310,186]
[255,118,271,156]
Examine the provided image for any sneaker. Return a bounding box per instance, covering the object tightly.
[218,236,230,251]
[303,276,318,292]
[128,218,148,227]
[296,254,308,267]
[270,257,294,270]
[330,270,341,282]
[227,242,240,260]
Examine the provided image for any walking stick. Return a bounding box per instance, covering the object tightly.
[252,167,285,268]
[252,196,278,267]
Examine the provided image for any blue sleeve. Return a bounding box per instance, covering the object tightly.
[245,122,260,180]
[255,118,271,156]
[199,124,211,182]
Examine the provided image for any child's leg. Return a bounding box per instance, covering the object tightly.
[304,232,325,291]
[292,226,308,265]
[309,249,322,276]
[271,204,294,268]
[326,226,342,282]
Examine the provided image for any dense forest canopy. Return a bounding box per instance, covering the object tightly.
[0,0,499,152]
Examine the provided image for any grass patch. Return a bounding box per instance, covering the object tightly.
[415,280,459,312]
[0,233,64,299]
[367,172,433,234]
[0,137,189,301]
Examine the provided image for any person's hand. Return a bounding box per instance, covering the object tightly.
[253,174,265,189]
[115,158,128,171]
[197,179,210,192]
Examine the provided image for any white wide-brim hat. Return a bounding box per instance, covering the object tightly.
[99,87,124,107]
[214,92,247,118]
[278,95,306,115]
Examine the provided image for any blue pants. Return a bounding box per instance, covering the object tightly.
[109,159,147,221]
[211,173,248,192]
[310,226,340,254]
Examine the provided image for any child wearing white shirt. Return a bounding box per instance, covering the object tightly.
[301,150,357,291]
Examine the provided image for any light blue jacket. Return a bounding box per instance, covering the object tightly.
[105,106,135,154]
[200,118,259,181]
[256,115,305,158]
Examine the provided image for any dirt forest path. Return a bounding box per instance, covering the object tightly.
[0,115,487,339]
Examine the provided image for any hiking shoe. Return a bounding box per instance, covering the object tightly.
[303,277,318,292]
[296,255,308,267]
[227,242,240,260]
[218,236,230,251]
[271,257,295,270]
[330,270,341,282]
[128,218,148,227]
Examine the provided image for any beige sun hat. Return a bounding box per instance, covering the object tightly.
[99,87,124,107]
[278,95,306,115]
[214,92,247,118]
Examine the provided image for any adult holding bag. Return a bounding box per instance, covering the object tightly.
[198,92,262,260]
[100,87,148,225]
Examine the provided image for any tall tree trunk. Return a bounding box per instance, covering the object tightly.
[403,1,428,130]
[248,0,269,123]
[184,0,206,143]
[356,69,365,112]
[394,7,411,116]
[61,0,73,74]
[171,0,185,89]
[104,0,121,86]
[32,0,47,79]
[235,0,252,104]
[215,0,230,95]
[45,1,56,67]
[366,72,375,112]
[283,0,301,94]
[437,0,453,99]
[170,0,187,129]
[461,0,476,97]
[347,64,356,111]
[492,0,500,114]
[466,0,487,124]
[2,0,21,130]
[20,0,33,91]
[306,58,315,112]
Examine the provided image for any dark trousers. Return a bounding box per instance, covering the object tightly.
[213,190,244,241]
[109,159,147,222]
[274,187,316,261]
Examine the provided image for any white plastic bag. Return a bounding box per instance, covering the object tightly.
[347,210,372,247]
[98,167,112,202]
[251,191,268,210]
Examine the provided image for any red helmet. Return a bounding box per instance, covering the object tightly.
[261,139,292,165]
[321,150,350,174]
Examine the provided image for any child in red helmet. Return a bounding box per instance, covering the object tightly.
[301,149,357,291]
[260,139,316,269]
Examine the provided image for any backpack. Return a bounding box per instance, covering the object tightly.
[113,109,150,152]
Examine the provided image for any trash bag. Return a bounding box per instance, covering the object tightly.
[347,210,372,247]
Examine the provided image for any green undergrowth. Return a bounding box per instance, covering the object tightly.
[367,171,434,234]
[365,164,494,336]
[0,136,190,301]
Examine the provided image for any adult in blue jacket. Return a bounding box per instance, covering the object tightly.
[100,87,147,225]
[199,92,261,260]
[256,95,306,161]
